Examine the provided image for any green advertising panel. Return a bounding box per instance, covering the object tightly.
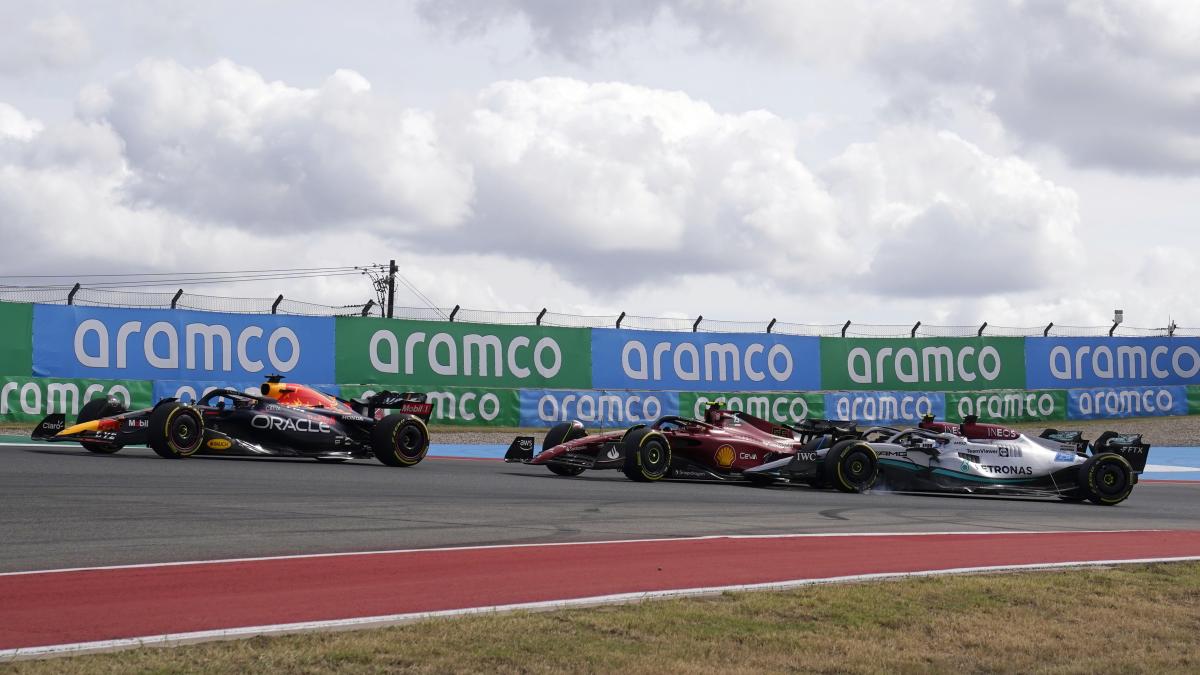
[0,303,33,376]
[336,318,592,389]
[944,389,1067,423]
[339,383,520,427]
[678,391,824,424]
[0,375,153,423]
[1188,386,1200,415]
[820,337,1026,391]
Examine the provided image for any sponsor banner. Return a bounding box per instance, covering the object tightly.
[824,391,945,425]
[339,384,519,427]
[153,380,340,404]
[1026,337,1200,389]
[0,375,153,423]
[519,389,680,428]
[590,328,820,392]
[1190,386,1200,415]
[820,337,1025,391]
[1066,386,1187,420]
[678,391,825,424]
[336,318,591,389]
[32,305,335,382]
[944,389,1067,423]
[0,303,33,376]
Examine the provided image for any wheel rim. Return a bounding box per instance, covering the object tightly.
[643,440,668,474]
[171,414,201,452]
[1094,461,1128,496]
[397,424,424,458]
[843,449,873,484]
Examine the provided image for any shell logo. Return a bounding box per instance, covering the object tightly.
[715,444,736,468]
[206,438,232,450]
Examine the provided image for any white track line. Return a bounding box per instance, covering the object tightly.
[0,529,1167,578]
[4,554,1199,662]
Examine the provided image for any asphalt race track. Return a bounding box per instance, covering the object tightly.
[4,443,1200,574]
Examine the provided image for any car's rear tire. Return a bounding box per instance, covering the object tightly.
[823,440,878,493]
[621,428,672,482]
[77,396,126,454]
[1079,453,1134,505]
[147,403,204,459]
[372,414,429,467]
[543,422,587,477]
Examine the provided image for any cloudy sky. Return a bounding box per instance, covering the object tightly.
[1,0,1197,329]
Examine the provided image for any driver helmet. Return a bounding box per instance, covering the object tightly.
[704,401,723,424]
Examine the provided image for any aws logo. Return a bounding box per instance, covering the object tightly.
[715,444,736,468]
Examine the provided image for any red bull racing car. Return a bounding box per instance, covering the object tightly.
[32,376,434,467]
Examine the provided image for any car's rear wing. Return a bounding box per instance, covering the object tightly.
[352,391,434,422]
[1040,429,1150,472]
[783,418,859,443]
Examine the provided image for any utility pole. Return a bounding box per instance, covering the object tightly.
[386,259,397,319]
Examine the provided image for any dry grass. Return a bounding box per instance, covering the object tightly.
[6,562,1199,674]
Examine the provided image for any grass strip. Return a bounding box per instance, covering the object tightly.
[6,561,1199,674]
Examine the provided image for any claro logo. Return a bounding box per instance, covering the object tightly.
[73,320,301,373]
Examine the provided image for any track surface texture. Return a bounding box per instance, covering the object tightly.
[4,443,1200,574]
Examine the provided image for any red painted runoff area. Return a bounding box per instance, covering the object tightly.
[4,530,1200,651]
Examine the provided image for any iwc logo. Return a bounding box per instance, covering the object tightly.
[715,444,736,468]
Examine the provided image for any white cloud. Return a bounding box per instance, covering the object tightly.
[0,12,91,74]
[421,0,1200,175]
[80,59,475,232]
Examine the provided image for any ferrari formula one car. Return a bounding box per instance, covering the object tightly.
[504,402,862,484]
[743,414,1150,505]
[31,377,434,467]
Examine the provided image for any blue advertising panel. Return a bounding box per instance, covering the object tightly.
[519,389,680,428]
[1066,386,1187,420]
[590,328,820,392]
[823,391,945,425]
[1026,337,1200,389]
[32,305,335,382]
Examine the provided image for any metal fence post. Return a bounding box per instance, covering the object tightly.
[616,311,625,329]
[449,305,460,322]
[692,315,703,332]
[170,289,183,309]
[766,318,776,334]
[271,295,283,314]
[977,322,987,337]
[841,320,851,338]
[361,299,375,316]
[536,308,546,326]
[1043,322,1053,337]
[67,283,81,305]
[911,321,921,338]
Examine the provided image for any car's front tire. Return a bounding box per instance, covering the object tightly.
[543,421,588,477]
[621,428,672,482]
[1079,453,1134,505]
[147,403,204,459]
[77,396,127,454]
[372,414,429,467]
[823,440,878,493]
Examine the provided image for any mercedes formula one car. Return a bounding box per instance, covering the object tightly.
[31,377,434,467]
[504,402,861,484]
[743,414,1150,505]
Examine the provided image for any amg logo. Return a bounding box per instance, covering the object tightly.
[250,415,331,434]
[980,464,1033,475]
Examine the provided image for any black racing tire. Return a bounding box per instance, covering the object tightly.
[77,396,127,454]
[1091,431,1118,455]
[1079,453,1134,505]
[147,403,204,459]
[621,428,672,482]
[822,439,878,493]
[372,414,429,467]
[543,421,588,477]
